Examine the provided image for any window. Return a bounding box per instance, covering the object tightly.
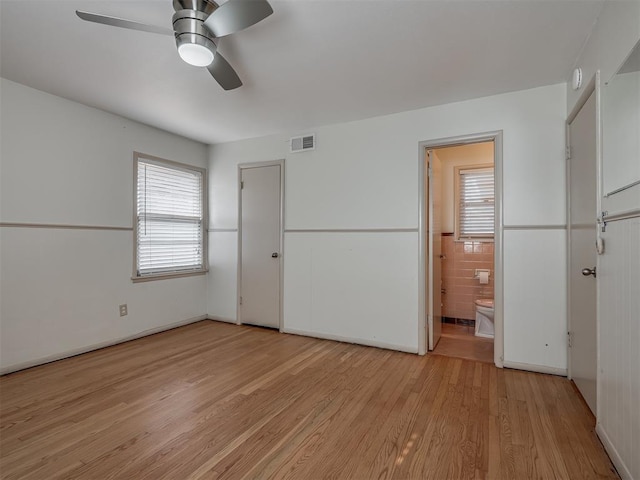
[134,153,207,280]
[456,166,495,240]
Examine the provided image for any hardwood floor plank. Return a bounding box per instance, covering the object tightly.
[211,348,389,478]
[257,350,388,480]
[523,374,566,478]
[299,355,412,479]
[432,324,494,364]
[553,377,618,479]
[429,360,474,480]
[392,357,455,479]
[352,358,440,479]
[0,321,618,480]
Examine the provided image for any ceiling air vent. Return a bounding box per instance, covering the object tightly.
[290,134,315,153]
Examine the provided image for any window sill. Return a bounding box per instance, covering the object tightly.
[131,269,208,283]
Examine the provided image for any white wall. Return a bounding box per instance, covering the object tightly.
[566,0,640,114]
[0,79,209,373]
[568,2,640,478]
[601,70,640,199]
[208,83,568,370]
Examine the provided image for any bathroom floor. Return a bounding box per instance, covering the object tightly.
[431,323,494,364]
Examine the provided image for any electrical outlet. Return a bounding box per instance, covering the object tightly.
[119,304,128,317]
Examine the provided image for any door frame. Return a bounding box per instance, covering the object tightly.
[426,149,443,351]
[237,159,285,332]
[565,71,601,415]
[418,131,504,368]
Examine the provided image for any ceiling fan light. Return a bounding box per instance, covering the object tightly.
[178,42,214,67]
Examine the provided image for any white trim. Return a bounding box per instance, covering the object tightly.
[282,328,418,354]
[426,149,435,351]
[502,360,567,377]
[602,208,640,223]
[237,165,242,326]
[503,224,566,230]
[131,270,207,282]
[495,132,504,369]
[237,159,285,331]
[238,159,285,169]
[418,131,504,368]
[604,179,640,198]
[596,424,631,480]
[284,228,418,233]
[459,167,493,174]
[566,102,573,382]
[595,70,604,425]
[0,222,132,231]
[418,145,426,355]
[279,161,286,333]
[0,315,207,376]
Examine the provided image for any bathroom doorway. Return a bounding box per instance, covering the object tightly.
[418,132,503,367]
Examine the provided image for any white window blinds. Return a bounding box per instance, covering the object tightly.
[135,157,205,277]
[458,167,495,239]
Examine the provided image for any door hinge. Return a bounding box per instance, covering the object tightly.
[241,180,244,189]
[427,165,432,178]
[239,296,243,305]
[599,211,608,232]
[568,331,573,348]
[565,145,571,160]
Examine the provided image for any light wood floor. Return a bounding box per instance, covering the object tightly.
[0,321,617,480]
[432,324,495,364]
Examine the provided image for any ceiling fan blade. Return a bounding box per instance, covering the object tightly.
[207,53,243,90]
[203,0,273,38]
[76,11,174,36]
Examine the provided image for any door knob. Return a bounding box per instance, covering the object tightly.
[581,267,596,277]
[271,252,279,258]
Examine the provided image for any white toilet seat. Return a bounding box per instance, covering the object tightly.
[475,298,494,338]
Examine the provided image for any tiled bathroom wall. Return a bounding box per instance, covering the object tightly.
[441,235,494,321]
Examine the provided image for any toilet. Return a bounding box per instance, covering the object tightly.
[475,298,494,338]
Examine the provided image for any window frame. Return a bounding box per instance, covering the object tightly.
[454,164,495,242]
[132,152,208,282]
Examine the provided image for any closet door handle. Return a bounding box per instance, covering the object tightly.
[581,267,596,277]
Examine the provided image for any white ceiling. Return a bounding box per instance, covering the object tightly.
[1,0,603,145]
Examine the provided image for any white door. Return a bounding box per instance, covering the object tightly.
[428,150,443,350]
[568,92,597,413]
[239,163,282,329]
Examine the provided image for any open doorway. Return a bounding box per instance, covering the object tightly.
[418,132,503,367]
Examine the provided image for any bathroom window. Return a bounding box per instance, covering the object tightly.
[133,152,207,281]
[456,166,495,240]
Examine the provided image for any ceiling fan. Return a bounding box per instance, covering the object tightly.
[76,0,273,90]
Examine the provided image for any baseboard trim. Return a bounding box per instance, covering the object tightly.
[0,315,207,376]
[596,423,631,479]
[282,327,418,354]
[207,315,238,325]
[503,360,567,376]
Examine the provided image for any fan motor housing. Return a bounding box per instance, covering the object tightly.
[173,9,217,59]
[173,0,219,15]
